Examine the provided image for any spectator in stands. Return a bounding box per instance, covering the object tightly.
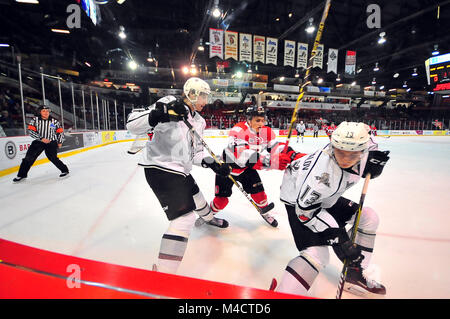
[0,110,15,128]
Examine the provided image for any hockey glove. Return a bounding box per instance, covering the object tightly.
[320,227,364,264]
[166,99,188,122]
[148,100,188,127]
[201,157,231,177]
[148,102,170,126]
[275,147,305,170]
[362,150,390,179]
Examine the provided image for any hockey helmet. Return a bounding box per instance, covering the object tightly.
[183,77,211,104]
[246,105,266,119]
[38,105,50,112]
[331,122,370,151]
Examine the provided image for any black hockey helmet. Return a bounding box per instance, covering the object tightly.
[38,104,50,112]
[246,105,266,119]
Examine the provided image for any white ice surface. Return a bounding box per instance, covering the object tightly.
[1,135,449,299]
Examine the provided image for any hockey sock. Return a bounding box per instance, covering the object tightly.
[348,207,378,269]
[277,255,319,295]
[157,212,196,274]
[193,191,214,222]
[211,196,229,213]
[251,191,268,208]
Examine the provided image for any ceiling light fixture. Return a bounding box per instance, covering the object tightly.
[306,18,315,34]
[212,0,221,18]
[432,44,440,56]
[15,0,39,4]
[378,32,386,44]
[128,60,137,70]
[118,26,126,39]
[373,62,379,72]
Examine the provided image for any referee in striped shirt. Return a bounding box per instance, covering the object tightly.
[13,105,69,182]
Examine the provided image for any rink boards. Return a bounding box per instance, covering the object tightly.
[1,129,449,177]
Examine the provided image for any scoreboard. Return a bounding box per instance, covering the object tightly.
[426,53,450,92]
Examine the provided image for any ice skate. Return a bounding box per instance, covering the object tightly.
[195,216,229,228]
[344,263,386,297]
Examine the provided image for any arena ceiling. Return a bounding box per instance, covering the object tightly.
[1,0,449,92]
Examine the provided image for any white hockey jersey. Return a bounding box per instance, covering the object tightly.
[296,123,306,133]
[280,138,378,232]
[126,95,206,176]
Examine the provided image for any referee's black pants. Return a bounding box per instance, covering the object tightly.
[17,140,69,178]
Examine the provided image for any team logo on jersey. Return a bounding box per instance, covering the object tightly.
[315,173,330,187]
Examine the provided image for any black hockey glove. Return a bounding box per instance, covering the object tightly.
[320,228,364,264]
[362,150,390,179]
[201,157,231,177]
[166,99,188,122]
[148,100,188,127]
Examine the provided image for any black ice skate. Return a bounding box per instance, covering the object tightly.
[59,171,69,178]
[344,263,386,297]
[195,216,229,228]
[13,176,26,183]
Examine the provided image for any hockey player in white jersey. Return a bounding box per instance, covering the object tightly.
[126,77,231,274]
[276,122,390,297]
[296,121,306,143]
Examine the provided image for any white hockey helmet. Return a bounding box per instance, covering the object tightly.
[300,120,304,124]
[331,122,370,151]
[183,77,211,104]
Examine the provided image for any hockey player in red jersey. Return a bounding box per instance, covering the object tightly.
[325,122,337,140]
[208,105,304,227]
[370,124,377,136]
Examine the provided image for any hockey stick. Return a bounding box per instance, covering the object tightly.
[336,173,371,299]
[180,117,277,226]
[127,135,146,154]
[283,0,332,152]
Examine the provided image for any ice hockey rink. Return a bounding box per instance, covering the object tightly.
[1,135,449,299]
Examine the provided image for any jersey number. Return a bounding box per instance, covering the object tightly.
[299,185,321,205]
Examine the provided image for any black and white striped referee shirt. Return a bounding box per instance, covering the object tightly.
[28,116,65,144]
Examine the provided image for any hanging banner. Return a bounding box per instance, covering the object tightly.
[327,48,338,74]
[253,35,265,63]
[239,33,252,62]
[345,50,357,76]
[209,28,224,59]
[312,44,324,69]
[297,43,308,69]
[266,37,278,65]
[284,40,295,67]
[224,31,238,61]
